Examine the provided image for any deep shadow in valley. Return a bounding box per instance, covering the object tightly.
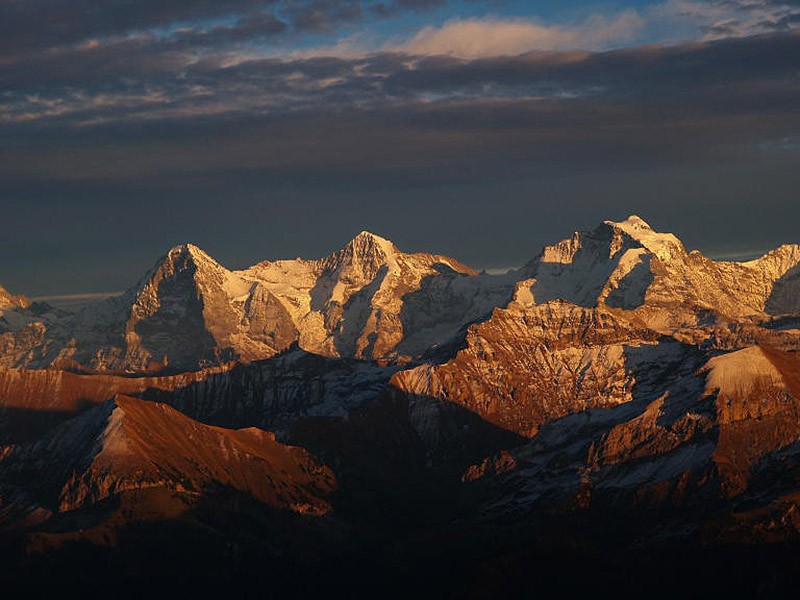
[0,403,95,445]
[5,492,800,599]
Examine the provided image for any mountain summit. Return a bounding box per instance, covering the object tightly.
[332,230,398,268]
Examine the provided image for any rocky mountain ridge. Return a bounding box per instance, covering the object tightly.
[0,216,797,375]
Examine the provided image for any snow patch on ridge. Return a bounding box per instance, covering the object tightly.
[605,215,685,261]
[222,271,254,302]
[702,346,786,399]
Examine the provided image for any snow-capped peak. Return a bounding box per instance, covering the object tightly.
[605,215,685,261]
[2,216,796,374]
[135,243,230,289]
[164,243,219,267]
[611,214,652,229]
[353,230,390,243]
[346,230,397,256]
[321,230,399,276]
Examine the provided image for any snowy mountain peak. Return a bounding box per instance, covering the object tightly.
[345,230,397,257]
[745,243,800,268]
[322,230,398,277]
[163,243,220,269]
[353,230,391,243]
[132,243,231,294]
[605,215,685,261]
[613,214,652,229]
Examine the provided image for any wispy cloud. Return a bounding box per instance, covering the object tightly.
[387,12,646,58]
[653,0,800,40]
[268,0,800,59]
[32,292,123,311]
[33,292,123,301]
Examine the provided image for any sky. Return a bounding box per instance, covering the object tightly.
[0,0,797,296]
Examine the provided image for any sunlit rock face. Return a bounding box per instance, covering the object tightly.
[240,230,506,361]
[460,343,800,524]
[521,215,800,327]
[0,395,335,529]
[392,302,661,437]
[53,243,300,372]
[0,233,509,372]
[391,215,800,441]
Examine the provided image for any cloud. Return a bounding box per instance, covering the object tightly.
[3,0,795,96]
[246,0,798,61]
[0,1,796,186]
[0,0,274,55]
[0,0,465,59]
[652,0,800,40]
[388,12,646,58]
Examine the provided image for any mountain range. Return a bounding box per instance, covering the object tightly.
[1,216,799,596]
[2,215,798,373]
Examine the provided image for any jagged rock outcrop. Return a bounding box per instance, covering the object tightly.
[708,345,800,495]
[0,286,60,370]
[456,343,800,529]
[0,285,30,313]
[393,301,662,437]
